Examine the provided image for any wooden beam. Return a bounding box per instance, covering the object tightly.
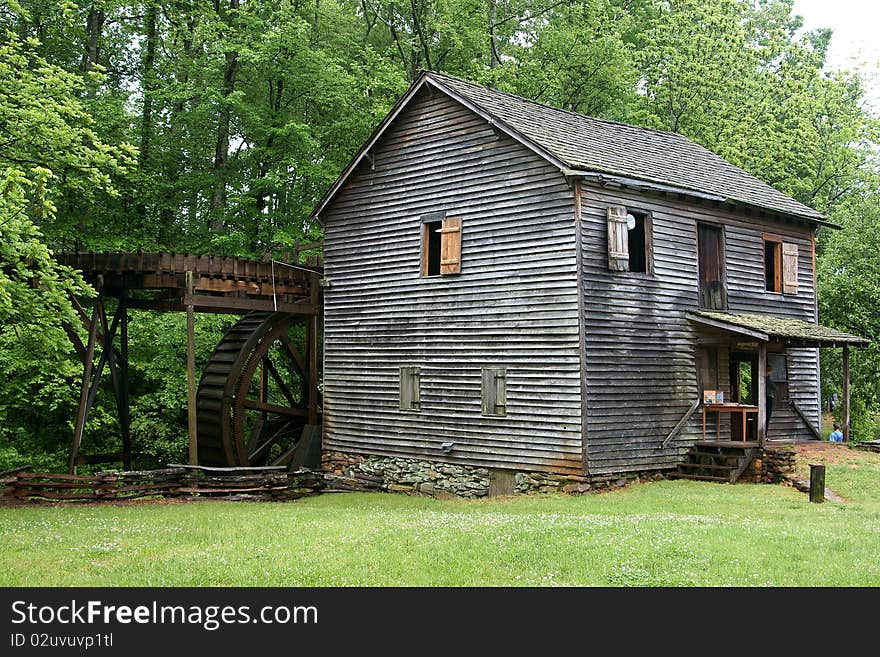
[843,344,851,443]
[788,399,822,440]
[182,294,315,314]
[70,304,100,474]
[757,342,767,446]
[308,313,318,425]
[661,396,702,448]
[186,271,198,465]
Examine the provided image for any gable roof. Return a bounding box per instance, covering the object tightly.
[312,71,829,225]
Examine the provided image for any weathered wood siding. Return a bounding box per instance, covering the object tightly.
[579,181,820,474]
[321,89,583,474]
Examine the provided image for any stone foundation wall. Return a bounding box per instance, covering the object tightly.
[740,446,797,483]
[322,450,666,498]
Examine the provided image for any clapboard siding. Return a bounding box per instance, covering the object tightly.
[579,182,821,474]
[321,88,583,474]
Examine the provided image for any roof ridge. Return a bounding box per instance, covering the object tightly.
[423,70,694,142]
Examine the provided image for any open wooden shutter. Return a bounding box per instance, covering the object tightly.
[782,242,799,294]
[440,217,462,275]
[607,206,629,271]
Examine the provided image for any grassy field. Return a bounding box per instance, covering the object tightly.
[1,445,878,587]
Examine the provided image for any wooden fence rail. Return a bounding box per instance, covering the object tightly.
[2,467,324,502]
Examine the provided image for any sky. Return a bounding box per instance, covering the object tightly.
[792,0,880,110]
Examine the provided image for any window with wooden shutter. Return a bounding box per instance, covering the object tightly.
[763,235,782,292]
[481,367,506,417]
[440,217,461,274]
[782,242,799,294]
[422,214,462,276]
[607,206,629,271]
[400,366,420,411]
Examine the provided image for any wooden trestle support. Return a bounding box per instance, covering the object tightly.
[58,251,322,474]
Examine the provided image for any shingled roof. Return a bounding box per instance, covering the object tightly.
[313,71,827,224]
[428,72,824,222]
[688,311,869,347]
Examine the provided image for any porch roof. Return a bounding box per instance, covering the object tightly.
[687,311,869,348]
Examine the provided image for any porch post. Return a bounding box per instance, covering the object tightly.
[757,342,767,446]
[842,344,851,443]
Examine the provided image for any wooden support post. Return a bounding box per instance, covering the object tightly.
[809,463,825,503]
[757,343,767,446]
[101,301,125,469]
[308,313,318,425]
[120,296,131,470]
[70,304,100,474]
[186,271,198,465]
[842,345,851,443]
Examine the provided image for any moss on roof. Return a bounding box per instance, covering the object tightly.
[691,311,869,347]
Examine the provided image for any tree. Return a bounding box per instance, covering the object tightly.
[818,178,880,440]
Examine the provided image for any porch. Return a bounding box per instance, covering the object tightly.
[664,311,868,483]
[686,311,869,446]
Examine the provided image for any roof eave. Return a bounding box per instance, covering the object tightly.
[566,169,836,229]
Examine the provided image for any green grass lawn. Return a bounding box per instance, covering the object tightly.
[2,448,879,587]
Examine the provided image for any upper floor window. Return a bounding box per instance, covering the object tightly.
[607,206,651,273]
[698,222,726,310]
[763,234,798,294]
[422,212,462,276]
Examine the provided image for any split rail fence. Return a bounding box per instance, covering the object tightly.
[0,465,324,502]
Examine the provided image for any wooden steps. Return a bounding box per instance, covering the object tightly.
[671,444,758,484]
[668,472,730,482]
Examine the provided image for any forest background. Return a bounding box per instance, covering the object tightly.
[1,0,877,470]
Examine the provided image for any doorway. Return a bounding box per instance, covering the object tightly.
[730,351,758,440]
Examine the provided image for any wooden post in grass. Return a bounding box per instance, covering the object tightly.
[809,463,825,503]
[842,345,851,443]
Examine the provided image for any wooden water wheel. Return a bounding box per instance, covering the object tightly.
[196,311,313,466]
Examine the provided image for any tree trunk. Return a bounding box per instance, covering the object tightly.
[139,2,158,171]
[211,0,240,231]
[489,0,500,68]
[81,7,105,73]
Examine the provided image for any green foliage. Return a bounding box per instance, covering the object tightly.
[125,312,235,468]
[818,179,880,441]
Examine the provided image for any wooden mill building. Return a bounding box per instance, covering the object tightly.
[312,72,866,486]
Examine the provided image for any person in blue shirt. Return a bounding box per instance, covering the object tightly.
[829,422,844,443]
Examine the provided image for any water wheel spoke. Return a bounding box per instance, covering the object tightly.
[270,440,303,467]
[242,399,307,417]
[263,357,298,407]
[248,432,284,464]
[246,419,265,455]
[278,332,306,376]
